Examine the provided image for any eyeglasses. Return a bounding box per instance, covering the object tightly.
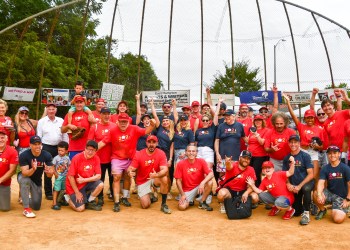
[202,119,210,122]
[260,111,268,114]
[317,113,325,116]
[20,112,28,115]
[163,106,171,109]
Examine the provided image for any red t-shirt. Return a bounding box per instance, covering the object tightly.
[88,122,116,164]
[236,117,253,151]
[92,110,101,123]
[110,114,133,124]
[343,120,350,159]
[247,127,270,157]
[259,171,294,204]
[0,146,18,186]
[0,116,13,146]
[63,111,91,151]
[66,152,101,195]
[224,161,256,191]
[18,128,35,148]
[264,128,296,160]
[131,148,167,185]
[265,116,273,129]
[174,158,212,192]
[297,123,325,147]
[324,110,350,149]
[102,125,146,160]
[190,113,202,131]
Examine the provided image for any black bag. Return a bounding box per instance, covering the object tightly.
[224,196,252,220]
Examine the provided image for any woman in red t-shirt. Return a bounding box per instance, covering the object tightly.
[0,99,15,146]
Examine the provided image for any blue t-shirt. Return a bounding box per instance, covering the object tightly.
[174,129,195,150]
[216,122,245,160]
[156,126,173,154]
[282,150,313,186]
[319,162,350,198]
[195,124,217,150]
[159,114,175,123]
[136,123,155,151]
[19,149,53,187]
[52,155,71,179]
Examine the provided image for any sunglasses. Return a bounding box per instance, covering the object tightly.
[317,113,325,116]
[202,119,210,122]
[163,106,171,109]
[20,112,28,115]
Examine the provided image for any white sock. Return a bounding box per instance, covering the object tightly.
[64,194,70,202]
[304,211,309,215]
[122,189,129,198]
[88,195,96,202]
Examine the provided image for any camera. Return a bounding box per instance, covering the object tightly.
[250,127,257,133]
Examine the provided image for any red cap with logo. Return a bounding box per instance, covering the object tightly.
[146,135,158,142]
[239,103,249,109]
[304,109,316,118]
[96,98,106,103]
[118,113,130,121]
[74,95,85,103]
[0,128,7,135]
[262,161,274,169]
[191,101,200,107]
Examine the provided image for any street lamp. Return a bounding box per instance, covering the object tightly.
[273,39,286,86]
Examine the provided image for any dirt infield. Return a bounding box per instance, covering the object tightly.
[1,176,349,250]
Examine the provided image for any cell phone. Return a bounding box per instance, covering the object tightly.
[250,127,257,133]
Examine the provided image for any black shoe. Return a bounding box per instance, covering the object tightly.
[251,203,258,209]
[46,195,53,200]
[198,202,213,211]
[113,202,120,212]
[150,193,158,203]
[120,197,131,207]
[310,202,318,216]
[97,198,104,206]
[265,204,272,210]
[86,201,102,211]
[189,201,194,206]
[58,200,69,206]
[51,205,61,210]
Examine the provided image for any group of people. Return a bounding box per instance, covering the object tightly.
[0,83,349,225]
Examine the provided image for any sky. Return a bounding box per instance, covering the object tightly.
[95,0,350,102]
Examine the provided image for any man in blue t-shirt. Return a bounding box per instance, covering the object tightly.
[314,145,350,224]
[282,135,314,225]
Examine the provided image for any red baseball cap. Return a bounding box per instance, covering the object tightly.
[146,135,158,142]
[253,114,264,121]
[182,105,192,111]
[96,98,106,103]
[74,95,85,103]
[191,101,200,107]
[262,161,274,169]
[239,103,249,109]
[0,128,7,135]
[118,113,130,121]
[304,109,316,118]
[118,100,128,107]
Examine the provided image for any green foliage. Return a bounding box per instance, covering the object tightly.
[210,60,262,96]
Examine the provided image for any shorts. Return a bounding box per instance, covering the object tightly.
[270,158,283,172]
[259,192,291,208]
[111,159,132,175]
[225,187,245,198]
[0,186,11,211]
[197,146,214,164]
[183,185,200,202]
[137,179,156,198]
[301,148,319,161]
[323,189,350,214]
[54,176,66,191]
[69,106,90,112]
[69,180,102,208]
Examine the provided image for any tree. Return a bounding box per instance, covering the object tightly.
[210,60,262,96]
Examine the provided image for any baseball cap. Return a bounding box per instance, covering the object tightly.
[220,102,227,110]
[240,150,252,158]
[182,105,192,111]
[30,135,42,144]
[326,145,340,153]
[262,161,274,169]
[0,128,7,135]
[86,140,98,150]
[239,103,249,109]
[179,114,188,121]
[18,106,29,112]
[118,113,130,121]
[259,107,268,112]
[162,101,171,107]
[100,107,111,113]
[253,114,264,121]
[248,107,254,112]
[96,98,106,103]
[140,102,148,109]
[191,101,200,107]
[146,135,158,142]
[162,115,171,120]
[46,103,56,108]
[202,103,210,109]
[224,109,235,116]
[74,95,85,103]
[141,114,151,120]
[289,134,300,142]
[304,109,316,118]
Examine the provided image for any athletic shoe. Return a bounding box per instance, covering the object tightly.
[167,193,173,200]
[315,209,327,220]
[300,212,310,225]
[23,208,36,218]
[97,198,104,206]
[220,204,226,214]
[282,208,295,220]
[268,206,280,216]
[310,202,318,216]
[198,202,213,211]
[161,204,172,214]
[175,194,181,201]
[120,197,131,207]
[251,203,258,209]
[113,202,120,212]
[51,205,61,210]
[189,201,194,206]
[265,204,272,210]
[64,194,70,203]
[86,201,102,211]
[150,193,158,203]
[206,195,212,205]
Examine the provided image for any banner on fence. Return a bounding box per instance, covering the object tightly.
[239,91,282,104]
[142,90,190,109]
[283,88,346,104]
[2,87,36,102]
[41,88,101,106]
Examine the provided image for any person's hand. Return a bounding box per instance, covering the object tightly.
[76,174,85,184]
[149,98,154,106]
[167,159,172,167]
[282,93,290,102]
[218,96,224,103]
[289,156,295,165]
[135,92,140,101]
[271,143,280,152]
[69,124,78,131]
[179,194,187,205]
[171,99,177,106]
[44,163,54,175]
[75,191,84,203]
[31,159,38,171]
[271,86,278,93]
[198,181,205,195]
[241,192,248,203]
[341,199,350,208]
[149,168,157,179]
[293,184,301,193]
[206,87,211,94]
[334,89,342,98]
[312,88,319,94]
[317,192,325,205]
[224,155,232,169]
[246,176,255,186]
[149,119,156,127]
[286,183,294,192]
[128,170,136,178]
[216,154,222,164]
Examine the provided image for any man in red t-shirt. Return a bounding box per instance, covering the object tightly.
[66,140,103,212]
[175,145,214,211]
[217,150,259,214]
[98,113,156,212]
[127,135,171,214]
[236,104,253,151]
[91,98,106,123]
[246,160,296,220]
[189,101,203,131]
[0,129,18,211]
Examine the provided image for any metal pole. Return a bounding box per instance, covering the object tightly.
[227,0,235,107]
[167,0,174,90]
[200,0,204,104]
[273,39,285,86]
[256,0,267,90]
[137,0,147,93]
[106,0,119,83]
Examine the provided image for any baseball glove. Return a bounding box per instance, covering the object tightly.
[71,127,86,140]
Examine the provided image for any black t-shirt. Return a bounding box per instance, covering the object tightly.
[195,124,217,149]
[319,162,350,198]
[282,150,313,186]
[19,149,53,187]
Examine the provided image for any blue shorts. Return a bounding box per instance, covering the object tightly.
[54,176,66,191]
[69,180,103,208]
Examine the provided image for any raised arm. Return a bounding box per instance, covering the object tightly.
[282,93,299,126]
[150,99,160,128]
[172,99,178,124]
[135,92,142,125]
[310,88,318,111]
[271,86,279,114]
[213,97,223,126]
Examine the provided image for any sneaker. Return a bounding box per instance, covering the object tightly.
[251,203,258,209]
[23,208,36,218]
[51,205,61,210]
[315,209,327,220]
[300,212,310,225]
[189,201,194,206]
[282,208,295,220]
[265,204,272,210]
[167,193,173,200]
[64,194,70,203]
[113,202,120,212]
[268,206,280,216]
[150,193,158,203]
[220,204,226,214]
[120,197,131,207]
[310,202,318,216]
[45,195,53,200]
[206,195,212,205]
[198,202,213,211]
[86,201,102,211]
[97,198,104,206]
[195,195,202,202]
[161,204,172,214]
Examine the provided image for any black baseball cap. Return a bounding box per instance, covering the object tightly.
[240,150,252,158]
[100,107,111,113]
[30,135,42,144]
[326,145,340,153]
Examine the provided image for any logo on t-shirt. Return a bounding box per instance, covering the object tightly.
[200,130,209,135]
[74,115,84,122]
[265,183,276,191]
[0,158,8,163]
[225,128,236,134]
[144,159,155,166]
[304,130,314,135]
[187,167,197,174]
[328,172,343,180]
[102,129,110,135]
[118,135,130,142]
[274,138,286,144]
[327,120,335,129]
[84,165,92,171]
